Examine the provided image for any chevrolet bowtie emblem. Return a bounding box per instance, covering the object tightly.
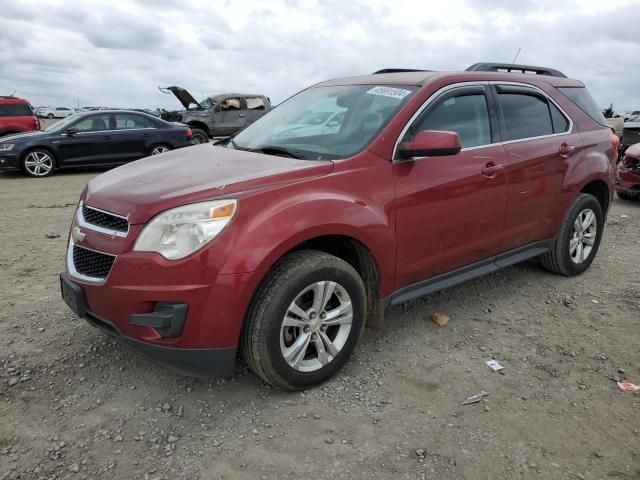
[72,226,86,243]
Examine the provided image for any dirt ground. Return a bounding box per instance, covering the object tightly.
[0,169,639,480]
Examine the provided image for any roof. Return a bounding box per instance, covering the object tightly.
[316,69,583,89]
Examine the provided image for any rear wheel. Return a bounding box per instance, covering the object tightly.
[190,128,208,145]
[22,149,55,178]
[150,144,171,155]
[241,250,366,390]
[541,193,604,276]
[47,113,54,119]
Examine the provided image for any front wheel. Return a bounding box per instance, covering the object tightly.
[541,193,604,276]
[241,250,367,390]
[47,113,54,119]
[22,149,56,177]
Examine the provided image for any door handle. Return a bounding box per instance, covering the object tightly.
[239,113,246,118]
[481,162,504,178]
[559,143,575,158]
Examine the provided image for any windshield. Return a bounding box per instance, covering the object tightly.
[44,114,83,132]
[231,84,417,160]
[199,97,216,109]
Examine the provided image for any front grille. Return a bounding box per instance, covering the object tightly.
[82,204,128,233]
[73,245,115,279]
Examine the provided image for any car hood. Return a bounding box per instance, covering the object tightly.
[159,86,202,110]
[0,130,47,143]
[84,144,334,224]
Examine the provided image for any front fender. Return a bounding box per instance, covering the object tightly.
[205,155,397,295]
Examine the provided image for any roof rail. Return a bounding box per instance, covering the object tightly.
[372,68,430,74]
[465,62,567,78]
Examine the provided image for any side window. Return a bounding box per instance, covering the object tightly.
[0,104,33,117]
[550,102,570,133]
[408,92,491,148]
[220,98,241,111]
[497,93,553,141]
[114,113,148,129]
[245,97,266,110]
[72,114,110,132]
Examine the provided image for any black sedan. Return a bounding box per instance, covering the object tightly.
[0,110,194,177]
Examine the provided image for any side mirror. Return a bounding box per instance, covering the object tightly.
[65,128,79,136]
[398,130,462,159]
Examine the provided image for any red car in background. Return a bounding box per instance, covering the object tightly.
[616,143,640,200]
[0,96,41,137]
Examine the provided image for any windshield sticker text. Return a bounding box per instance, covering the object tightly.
[366,86,412,99]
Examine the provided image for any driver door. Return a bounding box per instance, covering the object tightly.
[55,113,112,166]
[392,85,508,289]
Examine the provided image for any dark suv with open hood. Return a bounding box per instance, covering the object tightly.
[159,86,271,144]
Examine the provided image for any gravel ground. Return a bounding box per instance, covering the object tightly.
[0,170,639,480]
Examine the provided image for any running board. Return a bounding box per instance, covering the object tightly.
[389,241,552,306]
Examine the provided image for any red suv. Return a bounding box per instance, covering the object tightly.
[0,96,40,137]
[60,63,617,390]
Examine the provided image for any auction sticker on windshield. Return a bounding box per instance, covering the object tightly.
[366,86,412,99]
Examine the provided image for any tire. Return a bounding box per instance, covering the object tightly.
[190,128,209,145]
[617,191,638,201]
[541,193,604,276]
[149,144,171,156]
[47,114,54,119]
[22,149,56,178]
[241,249,367,391]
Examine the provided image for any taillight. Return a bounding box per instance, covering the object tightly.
[185,128,193,138]
[611,133,620,164]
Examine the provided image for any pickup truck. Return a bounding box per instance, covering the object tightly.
[159,86,271,144]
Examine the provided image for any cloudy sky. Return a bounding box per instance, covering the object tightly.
[0,0,637,111]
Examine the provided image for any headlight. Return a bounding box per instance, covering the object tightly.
[133,199,237,260]
[0,144,15,152]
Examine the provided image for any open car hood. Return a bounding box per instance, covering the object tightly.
[158,86,202,110]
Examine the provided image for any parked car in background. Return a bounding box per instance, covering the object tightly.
[624,110,640,121]
[159,86,272,144]
[0,110,193,177]
[0,96,40,137]
[41,107,76,119]
[622,115,640,154]
[60,63,616,390]
[616,142,640,200]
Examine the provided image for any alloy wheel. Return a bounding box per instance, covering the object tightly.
[24,151,53,177]
[280,281,353,372]
[151,146,170,155]
[569,208,597,264]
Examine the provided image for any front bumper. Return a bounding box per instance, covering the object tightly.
[0,153,20,171]
[615,164,640,195]
[60,270,253,378]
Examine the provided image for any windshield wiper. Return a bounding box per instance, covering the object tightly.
[254,146,306,160]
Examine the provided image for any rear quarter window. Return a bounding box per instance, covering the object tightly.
[0,103,34,117]
[557,87,607,127]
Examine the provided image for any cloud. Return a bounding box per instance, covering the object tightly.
[0,0,638,113]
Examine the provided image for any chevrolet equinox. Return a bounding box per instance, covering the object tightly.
[61,63,618,390]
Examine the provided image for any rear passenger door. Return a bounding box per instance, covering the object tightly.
[109,113,152,161]
[492,85,580,252]
[393,85,509,288]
